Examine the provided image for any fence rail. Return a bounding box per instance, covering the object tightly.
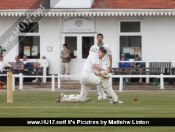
[1,73,175,92]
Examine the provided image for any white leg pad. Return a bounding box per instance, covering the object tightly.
[100,77,110,89]
[103,86,118,102]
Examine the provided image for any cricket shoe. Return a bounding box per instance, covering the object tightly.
[97,93,103,100]
[102,92,107,100]
[56,92,64,103]
[103,96,107,100]
[98,96,102,100]
[109,99,123,104]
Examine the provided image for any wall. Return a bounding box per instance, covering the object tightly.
[39,17,62,74]
[96,16,175,67]
[142,16,175,62]
[1,16,62,74]
[1,17,19,62]
[95,17,119,67]
[2,15,175,74]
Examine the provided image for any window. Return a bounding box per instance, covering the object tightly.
[65,37,77,59]
[18,36,40,59]
[18,22,40,59]
[63,35,95,60]
[19,22,39,33]
[119,21,142,59]
[120,22,140,32]
[82,37,94,59]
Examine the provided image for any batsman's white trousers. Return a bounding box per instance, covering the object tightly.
[80,72,118,102]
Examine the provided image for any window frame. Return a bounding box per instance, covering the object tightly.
[118,20,142,59]
[17,21,40,59]
[18,22,40,33]
[120,21,141,33]
[61,33,96,61]
[119,20,142,35]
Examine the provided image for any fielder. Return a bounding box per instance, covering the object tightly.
[57,47,123,104]
[89,33,112,100]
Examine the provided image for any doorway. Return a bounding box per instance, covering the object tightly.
[61,34,96,76]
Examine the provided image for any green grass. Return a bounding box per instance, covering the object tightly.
[0,91,175,132]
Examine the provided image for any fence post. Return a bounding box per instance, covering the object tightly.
[119,76,123,92]
[43,64,46,83]
[160,74,164,89]
[58,74,61,89]
[146,61,149,83]
[51,75,55,91]
[19,73,23,90]
[12,76,15,91]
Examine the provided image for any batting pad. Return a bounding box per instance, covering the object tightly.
[60,98,91,103]
[101,77,110,88]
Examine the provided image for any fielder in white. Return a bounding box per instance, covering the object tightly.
[89,33,112,100]
[57,47,123,104]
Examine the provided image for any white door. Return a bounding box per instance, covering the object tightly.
[61,33,96,79]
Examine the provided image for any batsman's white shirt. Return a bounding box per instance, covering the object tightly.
[82,52,102,74]
[89,44,111,69]
[80,52,102,85]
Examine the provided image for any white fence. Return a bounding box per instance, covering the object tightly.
[0,60,175,92]
[0,74,80,91]
[9,59,48,83]
[114,60,174,83]
[1,73,175,92]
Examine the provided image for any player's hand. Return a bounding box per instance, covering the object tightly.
[109,67,112,72]
[97,71,111,79]
[102,69,110,75]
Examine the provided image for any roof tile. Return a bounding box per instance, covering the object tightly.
[0,0,45,9]
[92,0,175,9]
[1,0,175,9]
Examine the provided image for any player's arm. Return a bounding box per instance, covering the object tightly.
[109,55,112,71]
[93,64,111,79]
[106,45,112,71]
[90,52,103,71]
[93,64,103,71]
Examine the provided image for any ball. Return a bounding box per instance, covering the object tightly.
[134,97,137,101]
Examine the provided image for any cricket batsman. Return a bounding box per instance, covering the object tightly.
[89,33,112,100]
[57,47,123,104]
